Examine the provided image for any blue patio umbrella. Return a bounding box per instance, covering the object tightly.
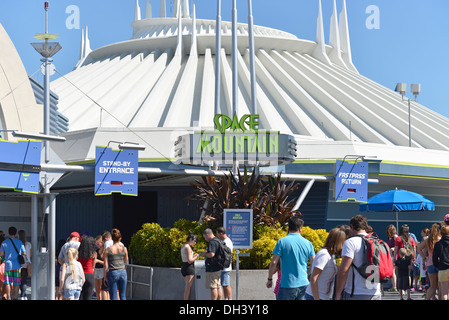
[360,189,435,230]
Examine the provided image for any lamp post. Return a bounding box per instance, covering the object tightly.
[232,0,238,117]
[395,83,421,147]
[214,0,222,116]
[30,1,62,300]
[247,0,256,115]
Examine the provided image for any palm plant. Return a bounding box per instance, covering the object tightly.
[188,166,301,228]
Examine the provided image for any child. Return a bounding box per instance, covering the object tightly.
[412,258,421,291]
[416,253,426,291]
[59,247,85,300]
[395,248,413,300]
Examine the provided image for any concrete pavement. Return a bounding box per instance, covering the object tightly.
[381,287,427,300]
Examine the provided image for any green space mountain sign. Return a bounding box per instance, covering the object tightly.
[174,114,297,167]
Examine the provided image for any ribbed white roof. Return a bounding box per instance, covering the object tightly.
[51,0,449,152]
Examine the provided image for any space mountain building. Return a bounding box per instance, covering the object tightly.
[31,0,449,240]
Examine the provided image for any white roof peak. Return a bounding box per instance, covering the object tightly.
[145,0,152,19]
[75,26,92,70]
[312,0,332,66]
[134,0,142,21]
[328,0,347,69]
[339,0,358,73]
[133,0,191,21]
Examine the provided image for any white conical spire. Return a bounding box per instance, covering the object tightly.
[175,0,183,56]
[339,0,358,73]
[145,0,152,19]
[134,0,141,21]
[79,28,85,61]
[312,0,332,65]
[84,26,92,57]
[328,0,347,69]
[182,0,190,18]
[190,4,197,55]
[173,0,180,17]
[75,26,92,70]
[160,0,166,17]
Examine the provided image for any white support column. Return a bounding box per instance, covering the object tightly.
[312,0,332,66]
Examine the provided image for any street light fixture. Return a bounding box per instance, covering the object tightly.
[29,1,62,301]
[118,143,146,151]
[394,82,421,147]
[12,131,66,142]
[108,141,146,151]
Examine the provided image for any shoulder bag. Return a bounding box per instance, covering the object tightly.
[10,239,25,265]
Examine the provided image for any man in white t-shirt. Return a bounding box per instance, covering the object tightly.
[57,231,81,265]
[217,226,233,300]
[335,215,381,300]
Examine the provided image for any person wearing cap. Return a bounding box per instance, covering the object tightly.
[443,214,449,226]
[58,232,81,266]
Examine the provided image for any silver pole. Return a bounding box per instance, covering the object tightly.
[43,55,55,300]
[31,195,38,300]
[232,0,238,116]
[247,0,257,115]
[48,194,56,300]
[236,249,240,300]
[43,58,51,163]
[293,179,315,211]
[408,99,411,147]
[214,0,222,115]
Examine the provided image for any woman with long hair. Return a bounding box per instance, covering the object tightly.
[418,222,441,300]
[104,228,128,300]
[305,228,346,300]
[393,224,416,260]
[433,225,449,300]
[386,225,398,292]
[94,235,109,300]
[59,247,85,300]
[393,225,416,298]
[78,235,97,300]
[181,231,199,300]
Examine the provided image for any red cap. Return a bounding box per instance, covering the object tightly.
[45,2,49,10]
[70,231,80,238]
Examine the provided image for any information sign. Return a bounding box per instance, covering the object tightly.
[95,146,138,196]
[0,140,41,194]
[334,160,368,202]
[223,209,253,249]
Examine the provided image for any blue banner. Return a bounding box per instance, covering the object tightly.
[334,160,368,202]
[0,139,41,194]
[95,146,138,196]
[223,209,253,249]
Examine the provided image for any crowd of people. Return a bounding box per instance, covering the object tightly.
[0,227,31,300]
[56,228,128,300]
[180,226,233,300]
[385,214,449,300]
[264,214,449,300]
[1,213,448,301]
[0,226,128,300]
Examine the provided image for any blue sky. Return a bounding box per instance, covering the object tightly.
[1,0,448,117]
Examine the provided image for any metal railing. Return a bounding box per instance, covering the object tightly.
[126,264,153,300]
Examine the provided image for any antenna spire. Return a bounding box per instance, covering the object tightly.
[312,0,331,65]
[146,0,152,19]
[328,0,347,69]
[134,0,142,21]
[160,0,166,18]
[339,0,358,72]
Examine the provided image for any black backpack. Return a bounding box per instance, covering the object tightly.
[211,239,232,270]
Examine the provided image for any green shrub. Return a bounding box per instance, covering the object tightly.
[129,220,329,269]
